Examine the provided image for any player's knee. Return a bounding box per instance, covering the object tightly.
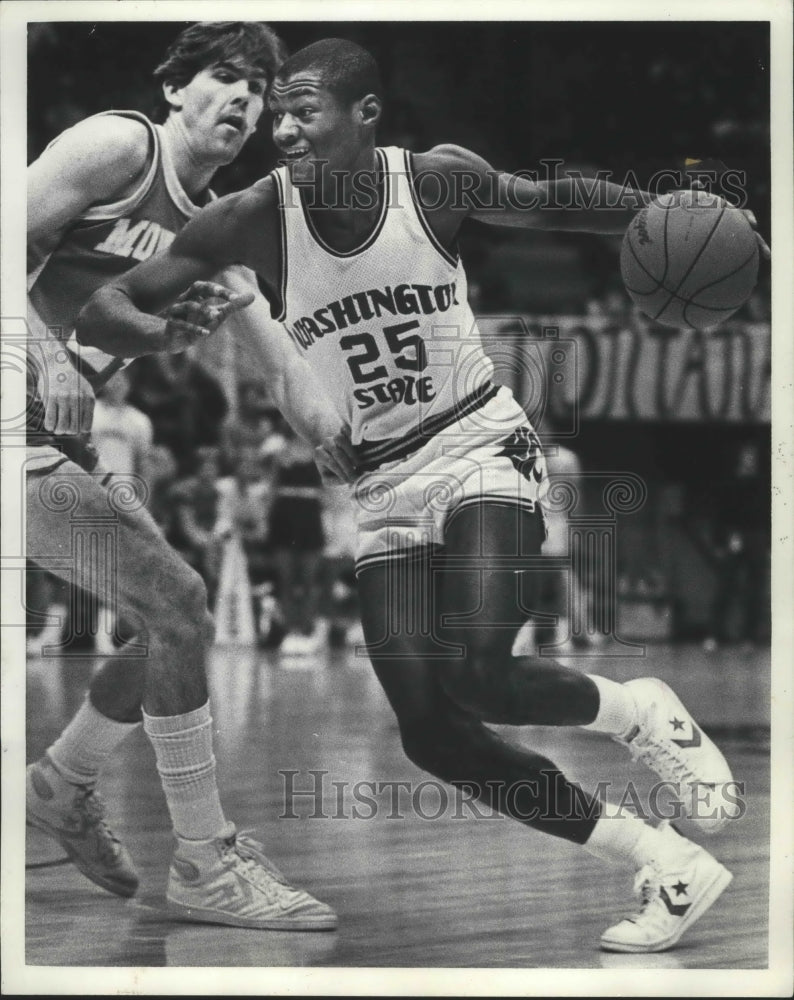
[157,567,213,653]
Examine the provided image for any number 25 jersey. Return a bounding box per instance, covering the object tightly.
[271,146,525,471]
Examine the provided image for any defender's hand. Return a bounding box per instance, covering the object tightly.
[35,350,95,434]
[314,425,358,484]
[161,280,255,352]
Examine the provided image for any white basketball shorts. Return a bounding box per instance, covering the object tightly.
[353,385,548,574]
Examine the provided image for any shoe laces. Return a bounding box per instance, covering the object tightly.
[632,864,660,911]
[622,863,669,932]
[74,787,123,857]
[220,833,298,903]
[75,786,107,827]
[628,735,695,785]
[235,829,290,885]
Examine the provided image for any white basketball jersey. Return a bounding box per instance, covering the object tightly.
[273,146,522,470]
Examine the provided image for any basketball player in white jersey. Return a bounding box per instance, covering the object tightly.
[25,23,351,930]
[77,38,747,952]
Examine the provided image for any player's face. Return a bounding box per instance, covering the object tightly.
[171,58,267,163]
[269,74,365,185]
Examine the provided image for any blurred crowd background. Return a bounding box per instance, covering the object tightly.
[26,21,772,655]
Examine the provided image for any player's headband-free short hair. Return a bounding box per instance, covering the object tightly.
[274,38,382,105]
[153,21,287,89]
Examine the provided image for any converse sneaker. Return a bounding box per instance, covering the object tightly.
[166,823,338,931]
[26,756,139,897]
[620,678,737,833]
[601,822,733,953]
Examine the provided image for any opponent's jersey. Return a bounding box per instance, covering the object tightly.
[272,146,518,470]
[26,111,215,471]
[29,110,211,341]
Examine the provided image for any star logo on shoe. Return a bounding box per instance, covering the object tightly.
[671,721,702,749]
[660,885,692,917]
[671,880,689,896]
[670,717,685,731]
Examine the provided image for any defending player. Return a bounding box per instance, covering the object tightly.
[77,38,750,952]
[25,24,351,930]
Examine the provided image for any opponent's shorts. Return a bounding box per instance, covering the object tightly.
[353,385,548,575]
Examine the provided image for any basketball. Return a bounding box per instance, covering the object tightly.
[620,189,759,330]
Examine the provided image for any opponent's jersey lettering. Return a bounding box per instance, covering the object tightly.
[93,218,176,260]
[274,146,507,448]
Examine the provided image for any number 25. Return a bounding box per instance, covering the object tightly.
[340,320,428,385]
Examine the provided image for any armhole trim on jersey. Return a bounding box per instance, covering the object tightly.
[79,112,160,222]
[404,150,460,269]
[269,170,288,322]
[298,148,390,259]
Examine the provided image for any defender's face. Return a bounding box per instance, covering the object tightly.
[269,73,362,184]
[170,58,267,163]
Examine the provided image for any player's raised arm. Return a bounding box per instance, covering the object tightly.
[418,144,651,235]
[76,192,255,357]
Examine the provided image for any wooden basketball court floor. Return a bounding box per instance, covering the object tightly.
[22,642,770,971]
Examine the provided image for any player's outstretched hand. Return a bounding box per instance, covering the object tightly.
[314,424,358,484]
[35,348,95,435]
[162,280,255,353]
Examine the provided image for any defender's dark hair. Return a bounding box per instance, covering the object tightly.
[153,22,287,89]
[274,38,382,104]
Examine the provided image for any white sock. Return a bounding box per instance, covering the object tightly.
[584,801,674,868]
[48,697,140,786]
[142,701,227,841]
[581,674,638,739]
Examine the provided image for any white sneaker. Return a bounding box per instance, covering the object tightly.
[601,823,732,953]
[166,823,337,931]
[26,756,139,897]
[619,678,737,833]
